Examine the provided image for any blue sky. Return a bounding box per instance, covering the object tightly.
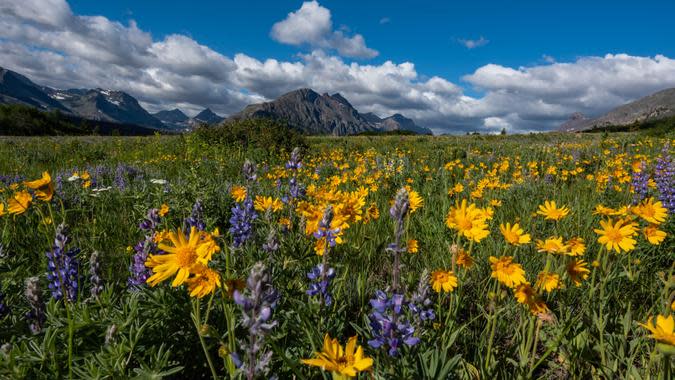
[67,0,675,90]
[3,0,675,133]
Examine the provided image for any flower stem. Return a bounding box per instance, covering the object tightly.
[192,299,219,380]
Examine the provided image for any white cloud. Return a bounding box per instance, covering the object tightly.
[1,0,675,134]
[270,1,378,59]
[379,17,390,25]
[458,36,489,49]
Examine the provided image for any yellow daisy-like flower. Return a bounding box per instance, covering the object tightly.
[643,225,666,245]
[639,315,675,346]
[593,204,616,216]
[455,248,474,269]
[145,227,217,287]
[158,203,170,217]
[446,199,490,243]
[594,219,637,253]
[430,270,458,293]
[566,237,586,256]
[513,283,549,315]
[536,200,570,221]
[406,187,423,213]
[535,237,568,255]
[499,222,531,245]
[230,185,247,202]
[301,334,373,379]
[24,171,54,201]
[407,239,419,254]
[0,202,4,216]
[364,203,379,222]
[185,264,221,298]
[489,256,527,288]
[535,271,561,293]
[566,259,590,286]
[254,195,283,213]
[632,197,668,225]
[8,190,32,215]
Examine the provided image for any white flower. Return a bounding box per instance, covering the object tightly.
[92,186,112,193]
[150,179,168,185]
[67,175,80,182]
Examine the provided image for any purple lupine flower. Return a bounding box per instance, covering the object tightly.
[285,147,303,170]
[89,251,104,299]
[139,208,161,231]
[388,188,409,292]
[262,230,280,254]
[655,143,675,213]
[306,263,336,306]
[0,291,9,318]
[368,290,420,356]
[229,197,257,248]
[242,160,257,182]
[128,239,155,288]
[631,161,649,204]
[45,223,80,302]
[25,277,45,334]
[114,164,127,191]
[184,200,206,231]
[129,208,164,288]
[408,270,435,324]
[232,262,279,380]
[313,206,340,248]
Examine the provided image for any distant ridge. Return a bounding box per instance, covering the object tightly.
[560,88,675,132]
[227,88,432,135]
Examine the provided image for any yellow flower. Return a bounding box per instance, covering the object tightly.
[489,256,527,288]
[513,283,549,315]
[430,270,458,293]
[185,264,221,298]
[455,248,474,269]
[230,186,247,202]
[145,227,218,287]
[639,315,675,346]
[406,187,423,213]
[0,202,4,216]
[536,200,570,221]
[301,334,373,379]
[446,199,490,243]
[8,190,32,215]
[365,203,379,222]
[407,239,419,254]
[632,197,668,225]
[566,259,590,286]
[566,237,586,256]
[593,204,616,216]
[254,196,283,213]
[643,225,666,245]
[24,171,54,201]
[500,222,531,245]
[594,219,637,253]
[159,203,170,217]
[536,271,561,293]
[536,237,568,255]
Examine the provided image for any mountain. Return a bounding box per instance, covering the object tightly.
[560,88,675,132]
[153,108,189,123]
[47,88,165,128]
[0,67,71,112]
[192,108,224,124]
[227,88,430,135]
[559,112,591,132]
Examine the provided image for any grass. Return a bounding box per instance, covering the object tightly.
[0,131,673,379]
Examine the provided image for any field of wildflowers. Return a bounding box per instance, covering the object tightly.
[0,132,673,379]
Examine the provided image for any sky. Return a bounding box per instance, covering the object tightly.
[2,0,675,134]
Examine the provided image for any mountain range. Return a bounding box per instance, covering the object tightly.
[0,66,222,131]
[227,88,432,135]
[559,88,675,132]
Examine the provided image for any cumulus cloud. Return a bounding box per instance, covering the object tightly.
[379,17,391,25]
[458,36,489,49]
[1,0,675,134]
[270,1,378,59]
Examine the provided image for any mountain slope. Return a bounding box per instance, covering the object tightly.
[0,67,71,112]
[153,108,189,123]
[192,108,224,124]
[560,88,675,131]
[227,88,429,135]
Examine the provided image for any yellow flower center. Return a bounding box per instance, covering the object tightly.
[176,246,197,268]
